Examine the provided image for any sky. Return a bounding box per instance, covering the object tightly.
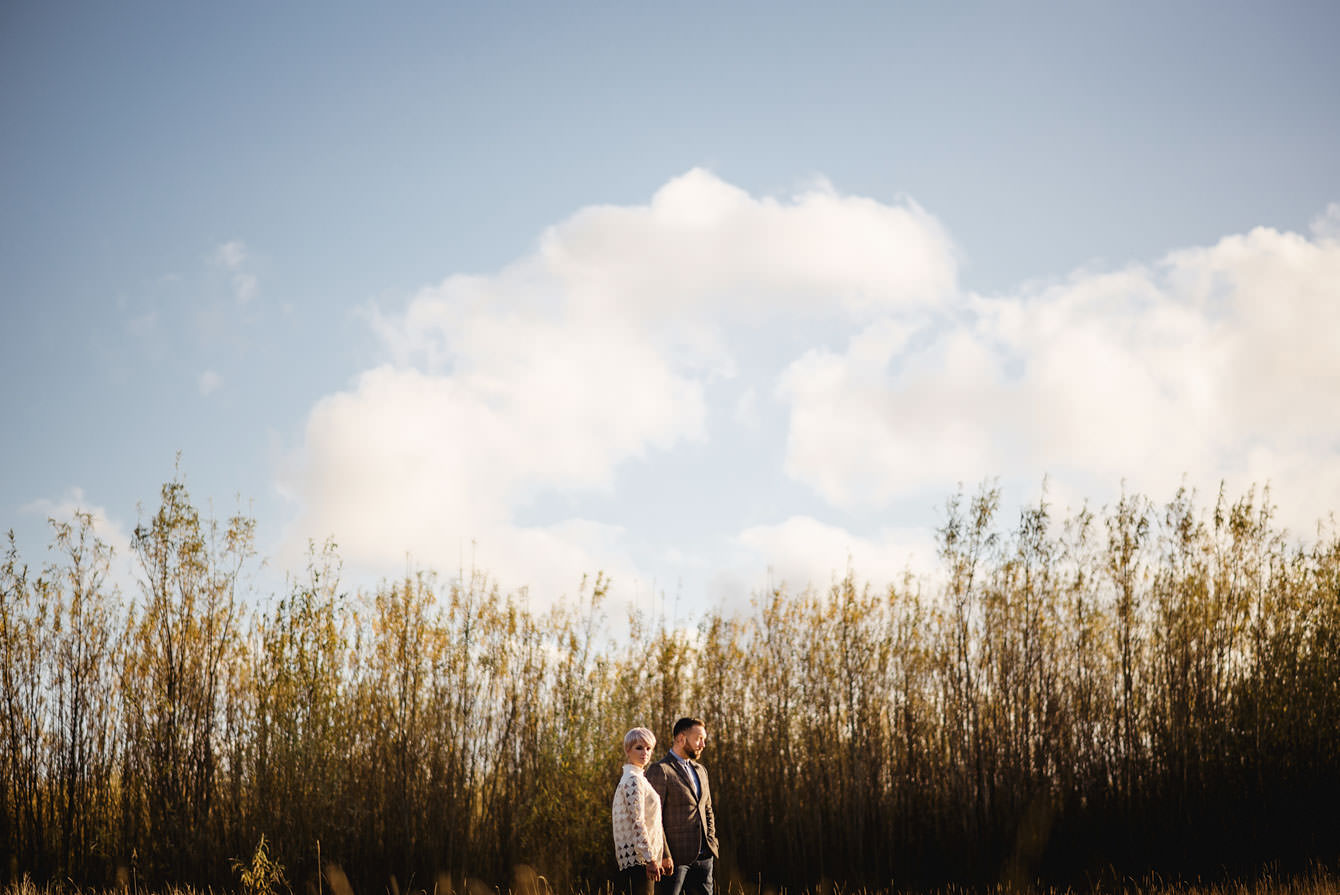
[3,2,1339,621]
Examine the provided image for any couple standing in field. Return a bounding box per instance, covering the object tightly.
[612,717,718,895]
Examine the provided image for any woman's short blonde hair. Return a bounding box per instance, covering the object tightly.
[623,727,656,751]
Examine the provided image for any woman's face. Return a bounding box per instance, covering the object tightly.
[625,737,654,769]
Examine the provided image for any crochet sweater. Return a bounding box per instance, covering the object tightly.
[611,764,668,870]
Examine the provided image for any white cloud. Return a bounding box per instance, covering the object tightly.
[22,489,130,548]
[1310,203,1340,242]
[539,168,957,323]
[212,240,257,303]
[199,370,223,395]
[21,489,138,597]
[282,358,698,601]
[281,169,1340,607]
[736,516,938,594]
[777,317,1005,506]
[778,221,1340,535]
[232,272,257,303]
[214,241,247,270]
[282,170,959,603]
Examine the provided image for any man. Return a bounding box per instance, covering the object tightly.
[645,717,718,895]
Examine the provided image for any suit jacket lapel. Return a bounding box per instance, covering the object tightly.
[667,755,697,801]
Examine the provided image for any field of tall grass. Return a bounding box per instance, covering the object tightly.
[4,474,1339,892]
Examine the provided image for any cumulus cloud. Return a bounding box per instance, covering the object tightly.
[736,516,938,594]
[778,222,1340,535]
[281,168,1339,608]
[282,170,958,602]
[537,169,958,322]
[199,370,223,395]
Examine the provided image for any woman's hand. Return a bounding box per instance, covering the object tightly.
[644,861,661,881]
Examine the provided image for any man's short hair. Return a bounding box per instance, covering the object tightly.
[672,716,705,739]
[623,727,656,751]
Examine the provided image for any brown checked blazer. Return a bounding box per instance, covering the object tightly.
[645,753,719,864]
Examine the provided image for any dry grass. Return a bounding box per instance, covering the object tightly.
[7,481,1340,887]
[5,867,1339,895]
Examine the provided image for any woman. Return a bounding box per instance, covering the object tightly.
[612,727,674,895]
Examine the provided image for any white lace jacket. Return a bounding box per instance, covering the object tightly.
[611,763,668,870]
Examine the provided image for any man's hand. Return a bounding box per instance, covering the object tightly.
[660,856,674,873]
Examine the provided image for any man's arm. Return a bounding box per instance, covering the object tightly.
[700,766,718,853]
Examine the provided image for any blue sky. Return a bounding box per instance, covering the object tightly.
[3,2,1339,618]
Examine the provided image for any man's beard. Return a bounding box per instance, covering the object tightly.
[684,745,701,760]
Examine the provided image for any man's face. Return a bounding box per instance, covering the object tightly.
[678,724,707,760]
